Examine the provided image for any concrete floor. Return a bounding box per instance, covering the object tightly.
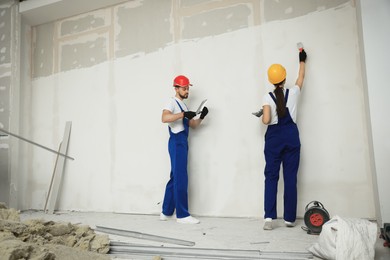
[20,211,390,260]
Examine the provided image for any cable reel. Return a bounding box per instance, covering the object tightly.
[303,201,330,235]
[380,223,390,247]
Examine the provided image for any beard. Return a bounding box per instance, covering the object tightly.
[179,93,188,99]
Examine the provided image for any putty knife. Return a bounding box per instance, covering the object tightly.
[195,99,207,114]
[297,42,304,52]
[252,109,263,117]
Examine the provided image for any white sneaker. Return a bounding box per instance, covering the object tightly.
[177,216,200,224]
[160,213,172,221]
[285,221,295,227]
[263,218,273,230]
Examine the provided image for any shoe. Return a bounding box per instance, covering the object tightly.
[285,221,295,227]
[160,213,172,221]
[177,216,200,224]
[263,218,273,230]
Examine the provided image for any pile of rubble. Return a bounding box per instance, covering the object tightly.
[0,203,110,260]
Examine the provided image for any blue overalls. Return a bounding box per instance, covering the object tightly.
[264,89,301,222]
[162,100,190,218]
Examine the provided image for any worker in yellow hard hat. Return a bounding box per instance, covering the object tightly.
[261,48,307,230]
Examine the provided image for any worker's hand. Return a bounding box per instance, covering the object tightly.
[184,111,196,120]
[299,49,307,63]
[200,107,208,119]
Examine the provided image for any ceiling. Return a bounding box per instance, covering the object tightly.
[19,0,130,26]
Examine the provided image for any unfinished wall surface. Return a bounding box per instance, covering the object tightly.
[0,1,12,205]
[16,0,376,219]
[0,0,20,208]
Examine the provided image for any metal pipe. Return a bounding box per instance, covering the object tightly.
[110,248,260,259]
[44,142,62,212]
[108,242,313,260]
[110,243,261,258]
[96,225,195,247]
[0,128,74,160]
[109,248,312,260]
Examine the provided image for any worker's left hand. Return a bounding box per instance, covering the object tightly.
[299,49,307,63]
[200,107,208,119]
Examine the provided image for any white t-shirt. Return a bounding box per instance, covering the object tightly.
[163,97,189,133]
[262,85,301,125]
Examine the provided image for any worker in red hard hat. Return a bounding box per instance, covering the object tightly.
[261,49,307,230]
[160,75,208,224]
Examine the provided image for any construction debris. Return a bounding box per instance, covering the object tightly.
[0,203,110,260]
[0,202,19,221]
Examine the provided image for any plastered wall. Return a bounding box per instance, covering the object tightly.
[357,0,390,225]
[16,0,376,219]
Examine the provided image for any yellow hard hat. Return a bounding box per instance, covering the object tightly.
[267,64,286,85]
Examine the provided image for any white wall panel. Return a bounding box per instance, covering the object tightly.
[17,1,376,219]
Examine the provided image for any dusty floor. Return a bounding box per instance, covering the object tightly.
[19,210,390,260]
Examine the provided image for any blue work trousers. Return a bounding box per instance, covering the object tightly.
[162,129,190,218]
[264,108,300,222]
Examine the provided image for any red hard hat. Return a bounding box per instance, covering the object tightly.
[173,75,192,87]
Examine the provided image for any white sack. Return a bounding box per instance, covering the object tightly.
[308,215,377,260]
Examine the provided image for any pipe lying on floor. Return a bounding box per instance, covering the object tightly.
[95,225,195,247]
[108,242,314,260]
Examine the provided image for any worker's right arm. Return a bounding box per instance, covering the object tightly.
[262,105,271,125]
[162,109,184,123]
[162,110,196,123]
[295,50,307,90]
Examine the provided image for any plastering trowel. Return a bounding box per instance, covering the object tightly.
[195,99,207,114]
[252,109,263,117]
[297,42,304,51]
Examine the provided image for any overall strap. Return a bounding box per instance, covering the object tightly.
[269,89,290,104]
[268,92,277,104]
[175,99,186,112]
[285,89,290,103]
[174,99,190,134]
